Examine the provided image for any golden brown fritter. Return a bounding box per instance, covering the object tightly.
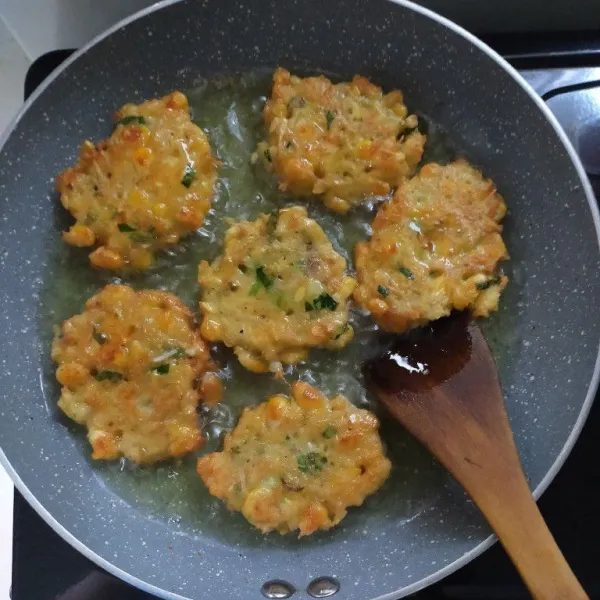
[255,68,426,213]
[51,285,222,464]
[56,92,217,270]
[198,206,356,374]
[197,382,391,537]
[354,160,508,332]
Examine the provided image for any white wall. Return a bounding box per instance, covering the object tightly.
[0,0,156,59]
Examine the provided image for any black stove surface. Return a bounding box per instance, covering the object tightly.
[12,40,600,600]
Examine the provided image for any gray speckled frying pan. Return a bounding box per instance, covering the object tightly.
[0,0,599,599]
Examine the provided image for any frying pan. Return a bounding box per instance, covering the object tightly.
[0,0,599,599]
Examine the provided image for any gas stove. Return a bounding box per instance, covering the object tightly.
[12,36,600,600]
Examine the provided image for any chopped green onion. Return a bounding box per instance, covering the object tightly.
[117,115,146,126]
[255,266,273,289]
[130,231,154,243]
[94,370,123,382]
[398,266,414,280]
[325,110,335,130]
[118,223,136,232]
[151,363,170,375]
[297,452,328,474]
[322,425,337,439]
[476,275,501,290]
[312,293,338,311]
[377,285,389,297]
[305,301,314,312]
[170,347,187,360]
[264,149,272,162]
[181,164,196,188]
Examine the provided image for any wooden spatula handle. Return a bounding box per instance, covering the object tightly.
[415,394,588,600]
[404,389,588,599]
[464,442,588,600]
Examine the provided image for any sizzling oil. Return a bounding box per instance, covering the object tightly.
[37,70,518,545]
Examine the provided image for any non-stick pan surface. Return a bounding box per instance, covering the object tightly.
[0,0,599,599]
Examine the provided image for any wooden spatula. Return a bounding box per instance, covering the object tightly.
[363,311,587,600]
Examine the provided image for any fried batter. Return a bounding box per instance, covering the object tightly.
[255,68,425,213]
[51,285,222,464]
[197,382,391,536]
[354,160,508,332]
[57,92,217,270]
[198,206,356,374]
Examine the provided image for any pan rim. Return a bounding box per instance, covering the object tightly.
[0,0,598,598]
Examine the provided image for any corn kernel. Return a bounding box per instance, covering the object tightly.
[128,189,146,208]
[338,431,360,450]
[405,114,418,128]
[152,202,168,217]
[339,276,357,297]
[292,381,327,410]
[157,310,173,330]
[56,363,88,387]
[112,347,129,368]
[383,90,404,106]
[200,372,223,407]
[242,487,272,523]
[169,428,202,456]
[128,340,146,363]
[89,247,124,270]
[79,140,97,162]
[279,349,307,364]
[200,318,223,341]
[266,395,289,421]
[273,104,287,118]
[299,502,329,536]
[62,224,95,247]
[308,323,330,344]
[177,206,204,228]
[90,430,119,460]
[371,181,390,195]
[293,287,306,303]
[134,146,152,166]
[357,139,372,157]
[335,465,362,484]
[367,298,388,316]
[323,195,350,214]
[191,137,209,154]
[166,91,188,110]
[235,347,270,373]
[393,104,409,118]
